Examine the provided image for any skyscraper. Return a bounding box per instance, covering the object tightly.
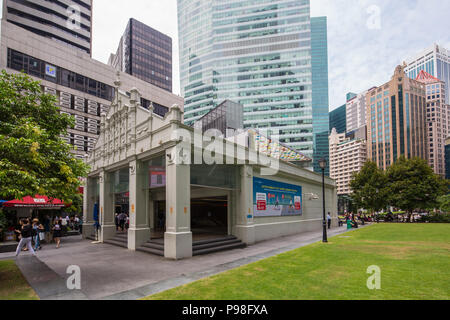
[404,44,450,104]
[329,128,367,196]
[346,91,367,133]
[329,104,346,134]
[2,0,92,55]
[366,65,428,170]
[177,0,315,159]
[311,16,330,174]
[415,70,450,177]
[108,18,173,92]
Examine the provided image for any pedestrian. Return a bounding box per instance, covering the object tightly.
[14,220,23,243]
[43,215,51,243]
[118,212,126,231]
[15,219,36,257]
[115,213,119,231]
[32,219,43,251]
[78,216,83,235]
[125,214,129,230]
[52,219,62,249]
[327,212,332,229]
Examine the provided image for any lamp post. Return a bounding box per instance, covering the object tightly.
[318,158,328,243]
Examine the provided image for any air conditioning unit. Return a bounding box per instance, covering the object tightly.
[74,140,85,147]
[73,135,85,140]
[74,125,85,132]
[44,87,57,95]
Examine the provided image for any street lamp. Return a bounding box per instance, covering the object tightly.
[318,158,328,243]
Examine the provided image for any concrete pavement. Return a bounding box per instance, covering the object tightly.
[2,225,370,300]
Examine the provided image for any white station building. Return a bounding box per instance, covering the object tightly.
[83,80,338,259]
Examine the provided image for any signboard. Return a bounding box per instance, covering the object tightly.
[149,166,166,189]
[45,64,57,78]
[253,177,302,217]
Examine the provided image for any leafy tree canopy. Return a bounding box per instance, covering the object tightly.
[0,71,89,203]
[349,161,389,213]
[386,156,448,213]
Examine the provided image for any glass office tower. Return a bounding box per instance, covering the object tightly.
[178,0,314,158]
[311,16,329,174]
[405,44,450,105]
[109,18,172,92]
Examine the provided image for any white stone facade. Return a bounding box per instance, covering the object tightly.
[329,128,367,195]
[84,83,338,259]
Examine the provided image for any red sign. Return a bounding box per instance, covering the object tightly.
[257,200,267,211]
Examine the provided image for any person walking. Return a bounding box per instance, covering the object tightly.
[78,216,83,235]
[43,215,51,243]
[32,219,43,251]
[52,219,62,249]
[15,219,36,257]
[118,212,126,232]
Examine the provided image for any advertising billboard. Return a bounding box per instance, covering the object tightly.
[253,177,302,217]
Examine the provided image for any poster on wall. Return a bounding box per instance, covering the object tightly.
[253,177,302,217]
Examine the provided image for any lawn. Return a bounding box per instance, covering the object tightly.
[145,224,450,300]
[0,260,39,300]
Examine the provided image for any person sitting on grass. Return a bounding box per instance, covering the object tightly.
[346,217,353,230]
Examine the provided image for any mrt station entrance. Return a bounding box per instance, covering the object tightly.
[191,196,228,241]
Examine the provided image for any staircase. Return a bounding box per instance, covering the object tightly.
[137,239,164,256]
[104,232,128,248]
[136,236,246,257]
[192,236,246,256]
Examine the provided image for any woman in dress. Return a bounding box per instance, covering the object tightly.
[52,219,62,248]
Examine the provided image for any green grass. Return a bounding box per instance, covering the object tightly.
[145,224,450,300]
[0,260,39,300]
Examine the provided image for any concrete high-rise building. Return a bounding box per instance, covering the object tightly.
[415,70,450,177]
[311,16,330,175]
[346,91,368,133]
[329,104,346,134]
[0,20,183,160]
[366,65,427,170]
[177,0,315,159]
[2,0,92,55]
[329,128,367,195]
[108,18,173,92]
[405,44,450,104]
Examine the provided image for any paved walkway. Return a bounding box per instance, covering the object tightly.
[2,225,370,300]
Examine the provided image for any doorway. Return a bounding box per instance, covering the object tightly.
[191,196,228,241]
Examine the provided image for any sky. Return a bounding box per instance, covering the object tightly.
[90,0,450,111]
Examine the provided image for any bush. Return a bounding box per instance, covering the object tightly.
[420,213,450,223]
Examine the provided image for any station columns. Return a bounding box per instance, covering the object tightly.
[164,146,192,259]
[128,159,151,250]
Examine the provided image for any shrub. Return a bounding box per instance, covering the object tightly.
[420,213,450,223]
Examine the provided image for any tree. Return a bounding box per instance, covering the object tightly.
[349,161,389,213]
[437,195,450,213]
[386,156,448,216]
[0,71,89,203]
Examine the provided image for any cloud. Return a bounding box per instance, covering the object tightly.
[91,0,450,110]
[92,0,180,94]
[312,0,450,110]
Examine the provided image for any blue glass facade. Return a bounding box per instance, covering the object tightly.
[311,17,330,175]
[329,105,346,134]
[178,0,315,158]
